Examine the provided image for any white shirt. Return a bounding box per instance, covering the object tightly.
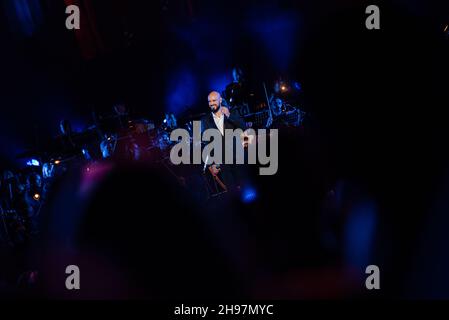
[212,112,225,136]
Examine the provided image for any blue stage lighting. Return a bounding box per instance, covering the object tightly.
[293,81,302,91]
[242,187,258,203]
[26,159,40,167]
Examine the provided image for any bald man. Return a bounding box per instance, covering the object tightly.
[201,91,244,135]
[201,91,249,192]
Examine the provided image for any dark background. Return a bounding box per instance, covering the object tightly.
[1,0,449,298]
[2,0,447,168]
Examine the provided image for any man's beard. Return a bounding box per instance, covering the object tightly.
[210,104,220,114]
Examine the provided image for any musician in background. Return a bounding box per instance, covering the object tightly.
[272,97,285,116]
[100,134,117,159]
[265,97,281,128]
[163,113,178,131]
[266,96,305,129]
[223,67,250,117]
[100,102,140,161]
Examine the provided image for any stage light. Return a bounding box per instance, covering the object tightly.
[242,187,258,204]
[33,193,41,201]
[293,81,302,91]
[54,160,61,165]
[26,159,40,167]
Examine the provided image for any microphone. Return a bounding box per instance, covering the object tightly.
[203,155,209,173]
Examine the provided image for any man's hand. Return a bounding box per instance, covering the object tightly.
[209,165,221,177]
[221,106,231,118]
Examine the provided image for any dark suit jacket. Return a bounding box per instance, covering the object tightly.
[200,111,245,134]
[200,111,246,165]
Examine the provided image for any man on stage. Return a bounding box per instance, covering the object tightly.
[201,91,251,192]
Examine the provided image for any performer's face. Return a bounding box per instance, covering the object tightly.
[275,98,283,108]
[208,93,221,113]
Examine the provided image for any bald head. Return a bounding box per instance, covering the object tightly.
[208,91,222,113]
